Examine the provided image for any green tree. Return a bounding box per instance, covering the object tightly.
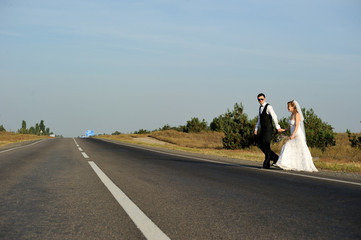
[22,120,27,130]
[0,125,6,132]
[159,124,173,131]
[221,103,256,149]
[134,129,150,134]
[347,129,361,149]
[302,108,335,151]
[18,120,28,134]
[28,127,35,135]
[210,116,222,132]
[35,123,40,135]
[183,117,208,133]
[39,120,45,135]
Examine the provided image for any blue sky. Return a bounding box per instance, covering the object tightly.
[1,0,361,137]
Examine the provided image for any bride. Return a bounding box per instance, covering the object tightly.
[275,100,318,172]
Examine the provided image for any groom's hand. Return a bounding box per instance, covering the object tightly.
[277,128,285,133]
[254,130,258,135]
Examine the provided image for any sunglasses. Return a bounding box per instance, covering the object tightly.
[258,98,265,101]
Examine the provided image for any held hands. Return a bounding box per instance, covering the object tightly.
[277,128,286,133]
[278,128,294,140]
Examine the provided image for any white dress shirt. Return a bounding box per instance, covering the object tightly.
[255,102,281,131]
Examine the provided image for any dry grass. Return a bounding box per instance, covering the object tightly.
[314,133,361,162]
[97,131,361,173]
[150,130,224,148]
[309,133,361,172]
[0,132,50,147]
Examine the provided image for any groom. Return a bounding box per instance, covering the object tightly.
[254,93,282,169]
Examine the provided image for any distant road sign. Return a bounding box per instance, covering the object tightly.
[86,130,94,137]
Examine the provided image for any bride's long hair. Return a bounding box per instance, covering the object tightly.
[287,100,298,114]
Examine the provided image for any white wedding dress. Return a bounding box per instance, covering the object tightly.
[275,119,318,172]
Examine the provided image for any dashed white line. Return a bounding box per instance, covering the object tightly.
[88,161,170,240]
[73,138,79,146]
[73,138,90,159]
[73,138,168,239]
[81,152,89,159]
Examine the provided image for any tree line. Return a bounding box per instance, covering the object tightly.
[17,120,53,136]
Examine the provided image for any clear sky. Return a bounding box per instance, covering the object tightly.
[1,0,361,137]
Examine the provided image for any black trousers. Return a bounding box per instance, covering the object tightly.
[258,127,279,168]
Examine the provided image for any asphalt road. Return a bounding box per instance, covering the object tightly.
[0,138,360,240]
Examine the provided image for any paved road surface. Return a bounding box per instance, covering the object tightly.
[0,138,360,239]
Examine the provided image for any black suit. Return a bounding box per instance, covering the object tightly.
[258,104,279,168]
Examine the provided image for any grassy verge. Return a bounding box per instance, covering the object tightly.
[0,132,50,147]
[97,130,361,173]
[150,130,224,148]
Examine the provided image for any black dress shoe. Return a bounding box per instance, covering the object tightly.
[263,159,271,169]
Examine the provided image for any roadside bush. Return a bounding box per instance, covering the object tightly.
[0,125,5,132]
[134,129,150,134]
[159,124,172,131]
[347,130,361,149]
[219,103,256,149]
[158,124,180,131]
[183,117,208,133]
[210,117,222,131]
[302,108,335,151]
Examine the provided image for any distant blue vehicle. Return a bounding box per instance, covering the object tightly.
[86,130,95,137]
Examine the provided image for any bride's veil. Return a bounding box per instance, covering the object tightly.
[294,100,306,141]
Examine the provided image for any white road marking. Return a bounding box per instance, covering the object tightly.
[107,141,361,187]
[0,139,46,154]
[88,161,170,240]
[81,152,89,159]
[73,138,80,147]
[267,169,361,186]
[73,138,90,159]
